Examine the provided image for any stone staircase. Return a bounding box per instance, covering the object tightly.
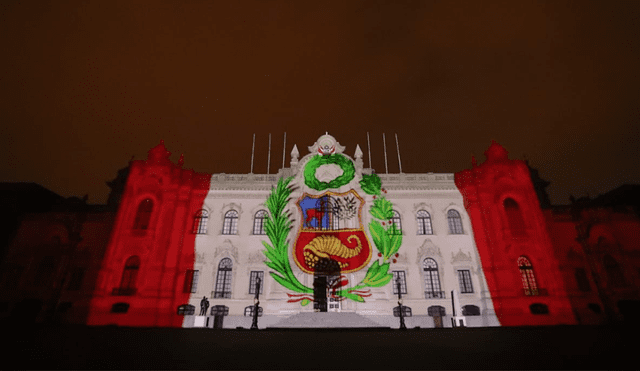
[269,312,389,328]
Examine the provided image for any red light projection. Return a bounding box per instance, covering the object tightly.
[87,141,211,327]
[455,141,577,326]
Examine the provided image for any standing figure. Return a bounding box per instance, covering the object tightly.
[200,296,207,316]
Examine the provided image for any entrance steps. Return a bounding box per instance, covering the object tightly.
[269,312,388,328]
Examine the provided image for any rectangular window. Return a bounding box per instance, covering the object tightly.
[458,270,474,293]
[249,271,264,294]
[67,268,85,291]
[183,269,199,294]
[392,271,407,295]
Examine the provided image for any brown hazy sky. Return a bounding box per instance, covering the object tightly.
[1,0,639,205]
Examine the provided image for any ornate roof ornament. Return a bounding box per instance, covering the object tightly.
[308,133,345,156]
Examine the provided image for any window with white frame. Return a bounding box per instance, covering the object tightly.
[392,270,407,294]
[417,210,433,235]
[390,210,402,235]
[183,269,199,293]
[447,209,464,234]
[423,258,443,298]
[249,271,264,294]
[214,258,232,298]
[192,210,208,234]
[253,210,268,235]
[222,210,238,235]
[457,269,473,293]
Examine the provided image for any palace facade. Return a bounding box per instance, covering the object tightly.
[2,134,639,328]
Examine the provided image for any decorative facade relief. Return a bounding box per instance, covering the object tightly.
[214,239,239,262]
[451,249,472,264]
[416,239,441,264]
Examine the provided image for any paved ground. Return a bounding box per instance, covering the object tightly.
[7,324,634,369]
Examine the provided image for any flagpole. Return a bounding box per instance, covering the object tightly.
[383,133,388,174]
[250,133,255,174]
[395,133,403,174]
[367,132,372,169]
[267,133,271,174]
[282,132,286,169]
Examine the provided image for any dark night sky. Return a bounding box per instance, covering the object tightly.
[1,0,639,205]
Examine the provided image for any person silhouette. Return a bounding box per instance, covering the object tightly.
[199,296,207,316]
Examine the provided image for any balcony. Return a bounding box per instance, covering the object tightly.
[112,287,137,296]
[212,291,231,299]
[425,291,446,299]
[523,288,548,296]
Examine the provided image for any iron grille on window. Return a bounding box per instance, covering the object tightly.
[447,209,464,234]
[392,271,407,294]
[518,256,538,294]
[116,256,140,295]
[457,270,473,293]
[428,305,446,316]
[390,210,402,235]
[249,271,264,294]
[214,258,232,298]
[462,305,480,316]
[423,258,443,298]
[177,304,195,315]
[244,306,263,317]
[253,210,268,235]
[192,210,208,234]
[417,210,433,235]
[183,269,199,294]
[222,210,238,235]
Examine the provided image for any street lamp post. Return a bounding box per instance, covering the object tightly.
[251,277,261,330]
[397,278,406,330]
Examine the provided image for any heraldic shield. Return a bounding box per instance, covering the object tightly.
[294,190,372,274]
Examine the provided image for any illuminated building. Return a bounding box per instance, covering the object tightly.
[2,134,639,328]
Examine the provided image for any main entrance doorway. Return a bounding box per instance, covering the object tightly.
[313,258,341,312]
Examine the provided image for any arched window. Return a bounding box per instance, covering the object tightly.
[117,256,140,295]
[192,209,208,234]
[603,255,626,287]
[504,198,526,236]
[529,303,549,315]
[518,256,538,295]
[253,210,268,235]
[214,258,233,298]
[133,199,153,230]
[447,209,463,234]
[222,210,238,235]
[462,305,480,316]
[416,210,433,235]
[427,305,446,316]
[423,258,443,298]
[390,210,402,235]
[177,304,195,315]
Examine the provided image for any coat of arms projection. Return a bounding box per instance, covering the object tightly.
[262,152,402,307]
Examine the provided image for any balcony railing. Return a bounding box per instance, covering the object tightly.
[425,291,446,299]
[523,288,548,296]
[212,291,231,299]
[112,287,137,296]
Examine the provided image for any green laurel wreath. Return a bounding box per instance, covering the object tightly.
[304,153,355,191]
[262,173,402,304]
[262,176,313,295]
